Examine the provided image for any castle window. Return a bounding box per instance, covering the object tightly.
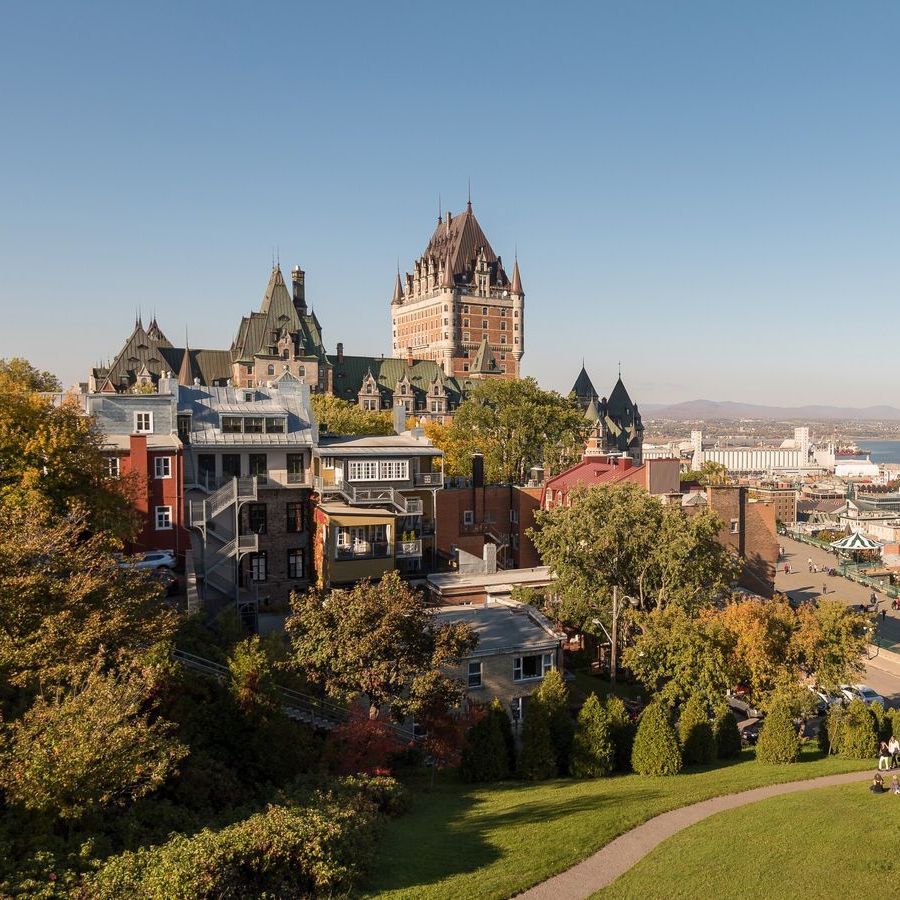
[298,366,305,376]
[463,333,470,342]
[463,305,469,314]
[501,321,507,331]
[482,320,488,329]
[514,310,519,317]
[267,364,275,376]
[482,307,488,315]
[501,308,507,316]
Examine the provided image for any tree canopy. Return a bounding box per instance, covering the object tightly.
[530,482,739,632]
[430,377,590,483]
[311,394,394,436]
[286,572,476,721]
[0,357,61,392]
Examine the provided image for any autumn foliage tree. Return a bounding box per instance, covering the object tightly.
[287,572,476,723]
[311,394,393,436]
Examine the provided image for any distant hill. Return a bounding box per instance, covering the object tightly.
[644,399,900,422]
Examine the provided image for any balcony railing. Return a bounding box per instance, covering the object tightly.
[335,541,390,561]
[414,472,443,487]
[396,539,423,559]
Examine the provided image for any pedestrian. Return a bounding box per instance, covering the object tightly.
[784,563,790,575]
[872,773,887,794]
[879,741,892,771]
[882,609,887,624]
[871,591,878,606]
[888,735,900,768]
[822,582,827,596]
[808,557,813,572]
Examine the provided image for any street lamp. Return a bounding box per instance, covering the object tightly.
[592,586,640,691]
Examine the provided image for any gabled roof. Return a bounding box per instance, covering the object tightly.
[470,338,501,375]
[543,457,645,496]
[103,318,174,389]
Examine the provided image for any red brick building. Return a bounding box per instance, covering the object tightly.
[541,456,681,509]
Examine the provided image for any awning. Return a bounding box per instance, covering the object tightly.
[830,531,884,552]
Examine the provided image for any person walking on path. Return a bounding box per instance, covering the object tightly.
[808,557,813,572]
[871,591,878,606]
[882,609,887,625]
[879,742,892,771]
[822,582,827,596]
[888,735,899,769]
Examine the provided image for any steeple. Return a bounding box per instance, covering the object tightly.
[391,269,404,305]
[510,256,523,295]
[178,338,195,387]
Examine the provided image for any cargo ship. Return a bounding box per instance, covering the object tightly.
[836,442,870,457]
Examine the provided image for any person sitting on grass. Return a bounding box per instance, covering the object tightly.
[871,773,887,794]
[891,775,900,795]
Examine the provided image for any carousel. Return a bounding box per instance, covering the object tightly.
[829,530,883,561]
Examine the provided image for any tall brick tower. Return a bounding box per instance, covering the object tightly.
[390,201,524,379]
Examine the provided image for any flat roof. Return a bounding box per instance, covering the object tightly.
[427,566,553,595]
[430,601,562,656]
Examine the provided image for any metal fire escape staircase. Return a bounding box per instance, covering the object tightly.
[188,476,260,624]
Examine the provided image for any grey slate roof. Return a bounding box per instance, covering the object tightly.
[430,602,561,656]
[179,383,314,447]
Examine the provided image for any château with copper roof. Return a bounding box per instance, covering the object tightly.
[391,200,524,379]
[570,366,644,463]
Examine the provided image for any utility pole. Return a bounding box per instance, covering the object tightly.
[610,585,618,692]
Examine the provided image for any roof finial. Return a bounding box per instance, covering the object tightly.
[467,177,472,210]
[618,360,621,378]
[276,245,280,267]
[438,193,442,223]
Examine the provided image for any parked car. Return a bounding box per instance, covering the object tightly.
[119,550,176,571]
[839,684,885,708]
[150,569,179,597]
[741,718,763,745]
[808,686,843,716]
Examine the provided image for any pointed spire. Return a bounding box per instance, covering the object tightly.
[510,256,523,294]
[467,177,472,211]
[178,330,194,387]
[392,269,404,304]
[440,251,455,290]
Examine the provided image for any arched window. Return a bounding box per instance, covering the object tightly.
[298,366,305,377]
[267,364,275,376]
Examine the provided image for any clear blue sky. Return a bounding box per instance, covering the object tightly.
[2,1,899,406]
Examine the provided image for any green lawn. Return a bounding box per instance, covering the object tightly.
[366,748,871,900]
[597,780,900,899]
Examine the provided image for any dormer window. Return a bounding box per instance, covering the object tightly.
[134,412,153,433]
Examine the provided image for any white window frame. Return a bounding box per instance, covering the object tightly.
[463,510,474,526]
[154,456,172,479]
[467,660,483,689]
[730,519,740,534]
[348,460,378,481]
[379,460,409,481]
[249,552,267,582]
[513,652,554,682]
[105,457,120,478]
[322,456,335,470]
[134,411,153,434]
[155,505,172,530]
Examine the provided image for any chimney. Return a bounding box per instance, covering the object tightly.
[618,456,632,471]
[472,452,484,489]
[406,346,414,366]
[336,342,344,365]
[291,266,306,311]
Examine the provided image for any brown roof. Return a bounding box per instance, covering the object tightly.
[422,203,508,283]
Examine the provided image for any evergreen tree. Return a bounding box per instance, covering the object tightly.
[606,695,636,772]
[488,698,516,776]
[839,699,878,760]
[460,708,509,782]
[518,697,556,781]
[678,695,717,765]
[571,694,614,778]
[713,702,742,759]
[819,703,845,755]
[536,670,574,775]
[755,701,800,764]
[631,701,683,776]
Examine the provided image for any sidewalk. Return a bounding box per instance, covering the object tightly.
[515,770,871,900]
[776,536,900,647]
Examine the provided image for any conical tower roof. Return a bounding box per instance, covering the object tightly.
[571,365,598,403]
[584,397,600,423]
[510,257,523,294]
[391,270,404,304]
[607,376,633,417]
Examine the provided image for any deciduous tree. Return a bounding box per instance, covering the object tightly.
[310,395,393,437]
[433,378,590,483]
[286,572,476,722]
[531,483,739,634]
[0,357,61,391]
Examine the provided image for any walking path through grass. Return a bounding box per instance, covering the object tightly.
[519,769,871,900]
[596,779,899,899]
[366,749,870,900]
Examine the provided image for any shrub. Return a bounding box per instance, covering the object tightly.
[713,703,742,759]
[871,703,891,743]
[537,670,574,775]
[631,701,682,776]
[756,702,800,764]
[606,696,636,772]
[518,697,557,781]
[460,707,509,782]
[819,704,844,755]
[323,708,399,776]
[678,695,716,766]
[85,793,380,898]
[489,698,517,775]
[571,694,614,778]
[839,699,878,760]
